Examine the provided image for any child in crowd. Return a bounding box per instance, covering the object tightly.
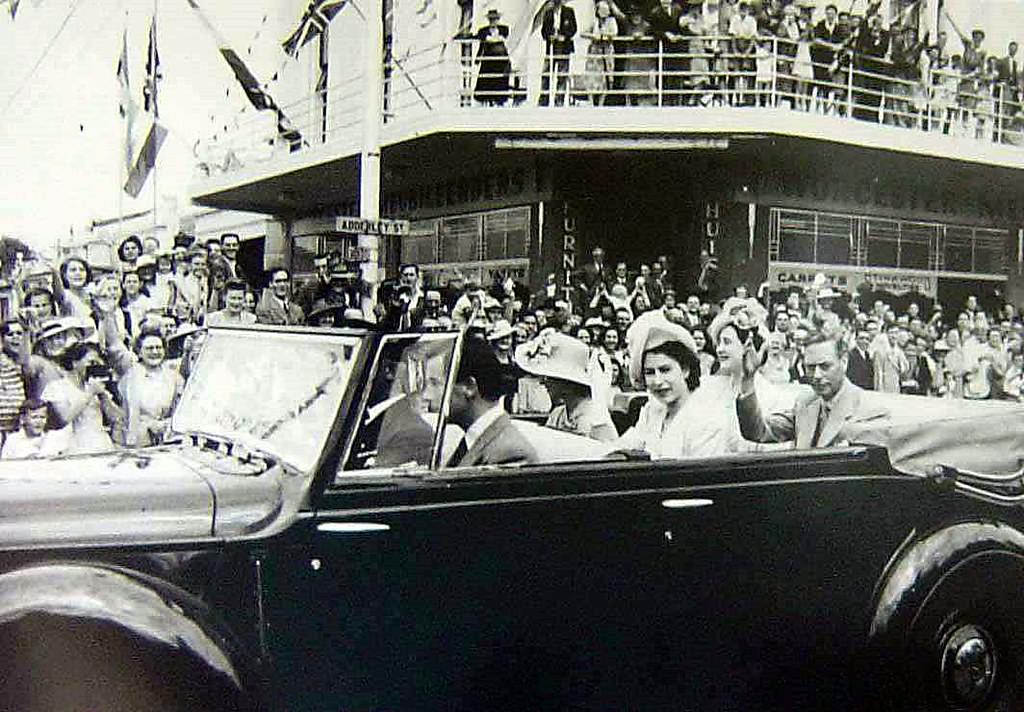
[1,399,70,460]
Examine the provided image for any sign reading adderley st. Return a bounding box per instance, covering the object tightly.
[335,216,411,236]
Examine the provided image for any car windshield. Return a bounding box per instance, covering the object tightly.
[173,328,362,472]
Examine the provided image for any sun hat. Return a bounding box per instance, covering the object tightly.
[625,310,698,389]
[487,319,514,341]
[514,331,592,387]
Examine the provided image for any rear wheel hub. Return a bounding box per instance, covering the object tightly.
[941,623,998,709]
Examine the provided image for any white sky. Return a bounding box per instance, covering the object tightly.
[0,0,307,252]
[0,0,1022,254]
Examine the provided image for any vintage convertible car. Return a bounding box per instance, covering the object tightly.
[2,324,1024,712]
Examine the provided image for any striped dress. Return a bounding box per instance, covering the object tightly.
[0,353,26,434]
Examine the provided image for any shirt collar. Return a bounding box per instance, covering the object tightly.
[465,403,504,450]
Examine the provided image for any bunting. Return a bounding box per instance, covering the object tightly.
[0,0,21,20]
[186,0,302,148]
[282,0,347,57]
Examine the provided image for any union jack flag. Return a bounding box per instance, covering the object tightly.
[282,0,347,57]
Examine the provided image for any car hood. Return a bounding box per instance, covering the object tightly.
[0,448,216,549]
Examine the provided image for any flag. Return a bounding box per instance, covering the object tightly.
[116,29,136,173]
[124,122,168,198]
[1,0,21,20]
[282,0,347,57]
[143,16,161,116]
[186,0,303,148]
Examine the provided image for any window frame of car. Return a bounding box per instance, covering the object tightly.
[332,330,464,483]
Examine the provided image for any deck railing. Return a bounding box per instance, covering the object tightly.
[195,35,1024,179]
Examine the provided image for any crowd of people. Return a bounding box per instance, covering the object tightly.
[462,0,1024,141]
[2,225,1020,463]
[0,231,336,459]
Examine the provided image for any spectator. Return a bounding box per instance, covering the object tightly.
[56,257,94,319]
[728,1,759,105]
[0,399,69,460]
[0,320,27,441]
[474,9,512,106]
[649,0,686,106]
[119,331,184,447]
[121,270,153,337]
[846,328,875,390]
[811,3,845,113]
[583,0,618,106]
[256,268,305,325]
[538,0,577,106]
[691,327,716,376]
[22,287,56,336]
[872,323,907,393]
[118,235,143,272]
[207,280,258,326]
[43,342,123,454]
[760,331,792,384]
[852,5,889,123]
[220,233,248,285]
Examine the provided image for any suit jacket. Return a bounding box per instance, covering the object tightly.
[458,411,539,467]
[255,289,305,326]
[998,55,1022,91]
[846,347,875,391]
[737,380,888,449]
[541,4,577,56]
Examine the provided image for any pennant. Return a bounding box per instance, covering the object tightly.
[116,29,136,173]
[282,0,347,57]
[124,122,168,198]
[186,0,303,148]
[2,0,21,20]
[143,16,161,116]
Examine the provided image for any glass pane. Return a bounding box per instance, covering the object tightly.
[776,210,816,263]
[817,236,851,264]
[441,215,480,263]
[343,334,458,472]
[945,227,974,272]
[174,330,361,473]
[483,207,531,260]
[292,235,321,276]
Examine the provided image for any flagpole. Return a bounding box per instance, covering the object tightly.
[152,0,159,241]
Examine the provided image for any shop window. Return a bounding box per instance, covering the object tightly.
[441,215,482,263]
[944,227,974,273]
[899,223,933,270]
[292,235,320,275]
[865,220,899,268]
[974,232,1006,274]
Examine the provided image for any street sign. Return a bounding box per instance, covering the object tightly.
[335,216,410,236]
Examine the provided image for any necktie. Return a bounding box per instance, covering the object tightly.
[450,438,468,467]
[811,402,829,447]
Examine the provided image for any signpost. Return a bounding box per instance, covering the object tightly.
[335,216,410,236]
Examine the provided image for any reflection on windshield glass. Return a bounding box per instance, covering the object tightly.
[173,330,360,471]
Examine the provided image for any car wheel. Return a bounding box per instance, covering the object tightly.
[902,556,1024,712]
[0,613,249,712]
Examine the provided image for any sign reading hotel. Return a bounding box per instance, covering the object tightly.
[335,216,410,236]
[768,262,937,297]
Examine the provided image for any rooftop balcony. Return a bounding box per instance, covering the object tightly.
[191,35,1024,214]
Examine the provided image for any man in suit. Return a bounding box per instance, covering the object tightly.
[255,268,305,325]
[998,42,1022,126]
[580,246,607,293]
[538,0,577,106]
[448,337,538,467]
[736,332,888,449]
[811,4,845,110]
[846,328,875,390]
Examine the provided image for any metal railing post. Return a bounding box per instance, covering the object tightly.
[846,57,854,116]
[771,36,778,108]
[658,39,664,107]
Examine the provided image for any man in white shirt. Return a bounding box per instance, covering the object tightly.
[206,281,257,326]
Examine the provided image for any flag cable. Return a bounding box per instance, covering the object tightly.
[0,0,89,118]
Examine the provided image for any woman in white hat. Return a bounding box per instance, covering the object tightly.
[515,332,617,443]
[614,311,705,458]
[687,296,805,455]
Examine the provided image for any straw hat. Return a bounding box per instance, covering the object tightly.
[514,331,591,387]
[487,319,514,341]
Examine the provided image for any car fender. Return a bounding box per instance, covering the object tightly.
[0,561,262,708]
[869,520,1024,642]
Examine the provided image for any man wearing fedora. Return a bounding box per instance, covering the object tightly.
[448,337,538,467]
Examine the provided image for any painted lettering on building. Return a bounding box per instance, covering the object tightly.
[562,204,577,302]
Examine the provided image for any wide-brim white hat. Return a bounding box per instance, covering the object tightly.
[514,331,591,387]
